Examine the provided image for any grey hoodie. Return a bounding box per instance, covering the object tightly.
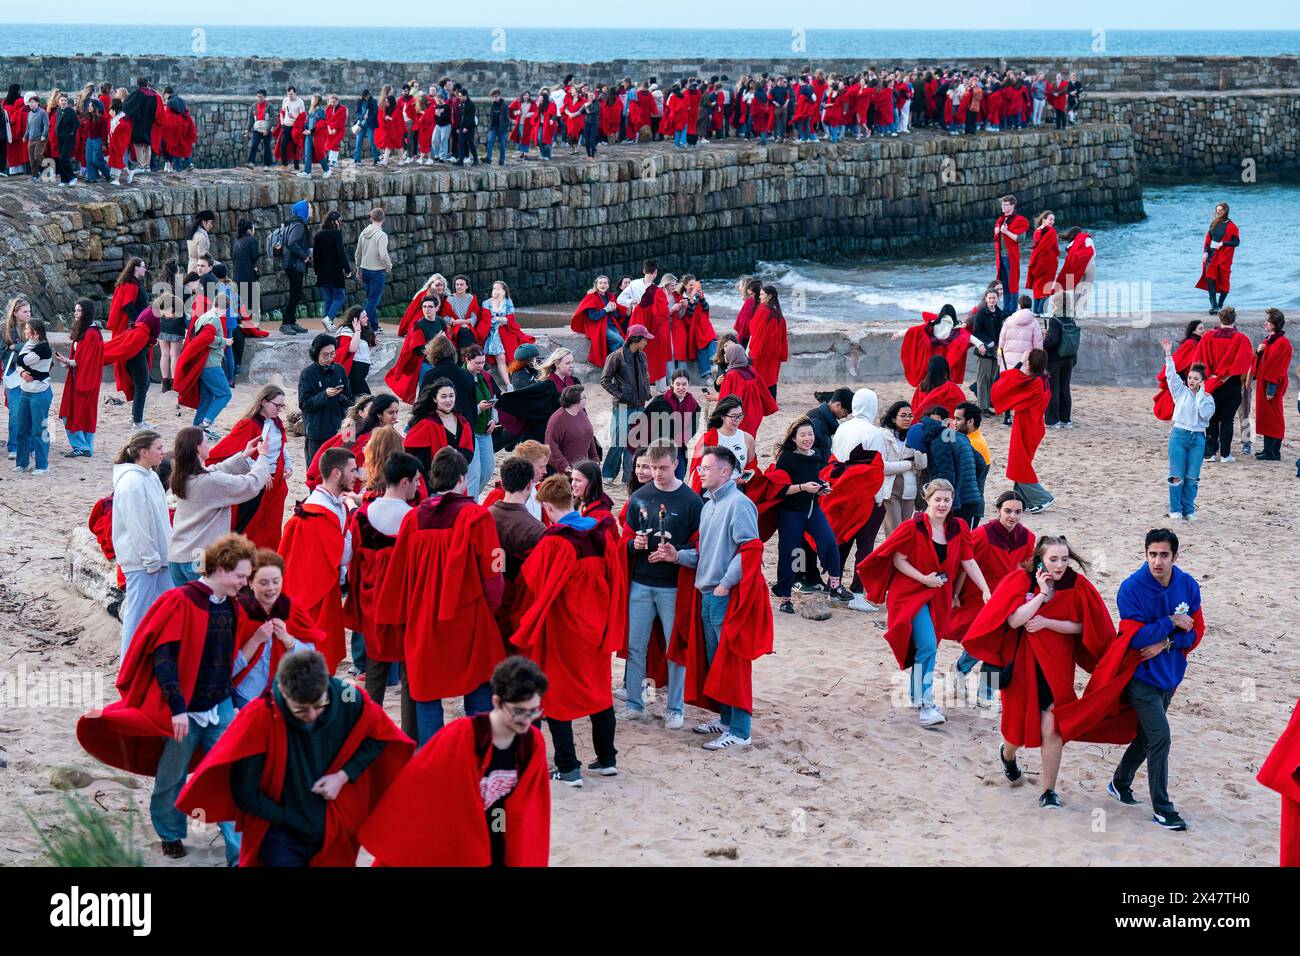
[354,221,392,272]
[111,462,171,573]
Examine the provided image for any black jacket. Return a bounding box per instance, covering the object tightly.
[806,402,840,466]
[311,228,350,288]
[600,345,651,408]
[418,357,480,425]
[970,305,1005,352]
[123,87,157,144]
[456,98,476,132]
[487,99,510,135]
[297,360,352,439]
[55,106,78,148]
[233,233,260,285]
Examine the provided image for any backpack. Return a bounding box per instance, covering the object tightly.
[1055,315,1081,359]
[266,222,288,263]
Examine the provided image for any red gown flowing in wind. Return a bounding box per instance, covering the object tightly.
[569,292,621,368]
[277,502,347,673]
[991,369,1049,483]
[899,316,971,387]
[717,365,778,437]
[207,415,290,549]
[947,520,1036,640]
[747,304,788,390]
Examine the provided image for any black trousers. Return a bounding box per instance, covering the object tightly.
[278,127,297,167]
[1261,435,1283,460]
[247,131,273,165]
[348,360,371,397]
[284,269,305,326]
[1205,377,1242,458]
[125,351,150,424]
[231,326,246,371]
[56,149,76,184]
[304,435,330,465]
[1045,357,1073,425]
[1113,679,1177,815]
[955,501,982,530]
[364,658,416,740]
[842,501,886,592]
[547,707,617,773]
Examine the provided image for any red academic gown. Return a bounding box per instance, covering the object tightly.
[816,452,885,545]
[995,213,1030,295]
[1257,699,1300,867]
[948,522,1036,640]
[161,107,197,160]
[397,289,431,337]
[1152,337,1201,421]
[107,281,141,335]
[230,591,325,696]
[717,365,778,437]
[278,502,347,673]
[856,513,973,669]
[963,568,1116,746]
[107,113,133,170]
[175,685,412,867]
[1025,225,1060,298]
[1196,220,1239,294]
[570,292,621,368]
[76,581,237,776]
[632,285,671,382]
[384,318,442,404]
[89,495,127,589]
[1254,334,1292,439]
[509,518,626,722]
[747,305,788,391]
[4,101,28,169]
[344,502,407,663]
[174,324,216,410]
[1196,326,1254,394]
[475,303,534,364]
[404,413,475,466]
[58,326,105,434]
[667,538,774,715]
[360,713,550,866]
[900,316,971,387]
[992,369,1050,483]
[323,104,348,152]
[305,430,371,494]
[911,381,968,419]
[1056,231,1093,291]
[208,416,290,550]
[377,494,505,702]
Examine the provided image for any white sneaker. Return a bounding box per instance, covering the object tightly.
[615,706,647,722]
[1184,513,1198,523]
[703,732,751,750]
[664,712,684,730]
[125,168,135,184]
[692,718,727,735]
[918,705,947,727]
[1168,511,1182,520]
[951,663,969,703]
[322,168,332,178]
[297,171,311,178]
[6,451,14,460]
[1219,455,1236,463]
[848,594,882,612]
[32,467,49,475]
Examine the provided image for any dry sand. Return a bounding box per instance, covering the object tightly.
[0,361,1293,866]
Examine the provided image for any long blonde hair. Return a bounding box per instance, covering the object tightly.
[537,347,573,381]
[363,425,405,493]
[3,295,32,347]
[586,275,611,296]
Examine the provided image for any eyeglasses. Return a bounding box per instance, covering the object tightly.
[725,412,745,421]
[286,694,330,718]
[506,704,544,720]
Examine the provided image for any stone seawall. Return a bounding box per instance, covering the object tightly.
[3,54,1297,98]
[0,126,1141,322]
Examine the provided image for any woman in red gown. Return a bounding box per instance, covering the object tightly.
[748,285,789,399]
[1251,308,1293,461]
[1196,202,1240,315]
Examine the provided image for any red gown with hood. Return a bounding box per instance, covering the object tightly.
[1253,333,1292,439]
[991,369,1050,483]
[717,363,778,437]
[175,682,412,867]
[1196,325,1254,394]
[948,520,1036,640]
[344,500,408,664]
[910,381,968,419]
[962,568,1116,746]
[207,415,290,550]
[1056,232,1094,291]
[230,590,325,697]
[359,713,550,866]
[1196,220,1239,294]
[900,314,971,387]
[569,291,623,368]
[747,304,788,390]
[58,325,105,434]
[277,501,347,673]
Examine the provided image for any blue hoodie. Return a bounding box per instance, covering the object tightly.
[284,201,311,272]
[556,511,597,531]
[1118,563,1202,692]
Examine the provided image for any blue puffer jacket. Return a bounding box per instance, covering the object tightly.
[906,416,962,508]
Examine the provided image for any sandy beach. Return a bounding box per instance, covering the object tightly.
[0,360,1293,867]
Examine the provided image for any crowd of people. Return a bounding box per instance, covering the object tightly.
[2,178,1295,867]
[1,65,1084,182]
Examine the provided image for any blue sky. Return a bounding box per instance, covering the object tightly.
[4,3,1297,30]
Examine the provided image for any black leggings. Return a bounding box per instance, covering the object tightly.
[348,360,371,397]
[126,350,150,424]
[843,501,887,592]
[1046,358,1073,425]
[547,707,617,773]
[231,327,246,371]
[285,269,304,326]
[1205,278,1228,310]
[1205,376,1242,458]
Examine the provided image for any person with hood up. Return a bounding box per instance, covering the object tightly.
[280,200,312,335]
[831,388,912,611]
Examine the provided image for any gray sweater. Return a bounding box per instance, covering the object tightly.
[27,107,49,142]
[168,454,272,564]
[674,478,759,592]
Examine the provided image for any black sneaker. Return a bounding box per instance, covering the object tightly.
[794,580,825,593]
[1039,789,1062,809]
[829,585,854,602]
[586,761,619,777]
[160,839,187,858]
[999,744,1023,786]
[1107,780,1138,805]
[778,600,795,615]
[1153,809,1188,831]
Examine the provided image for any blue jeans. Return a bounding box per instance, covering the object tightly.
[350,630,368,674]
[432,125,451,160]
[674,129,687,147]
[955,649,995,702]
[605,324,625,353]
[624,582,687,714]
[701,592,751,738]
[1031,296,1049,315]
[1168,427,1205,517]
[65,425,95,455]
[413,681,493,747]
[601,404,640,482]
[14,387,52,470]
[320,285,346,322]
[303,134,328,174]
[468,433,494,500]
[150,697,241,863]
[538,142,552,159]
[909,604,939,706]
[998,255,1017,312]
[353,126,376,163]
[5,384,19,453]
[774,504,841,597]
[85,137,110,182]
[360,269,385,330]
[120,568,173,662]
[485,128,507,164]
[259,825,320,867]
[194,367,232,426]
[169,560,201,587]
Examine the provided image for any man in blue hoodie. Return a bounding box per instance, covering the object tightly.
[280,200,312,335]
[905,405,976,514]
[1108,528,1203,832]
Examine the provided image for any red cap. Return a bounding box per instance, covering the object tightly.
[627,324,654,339]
